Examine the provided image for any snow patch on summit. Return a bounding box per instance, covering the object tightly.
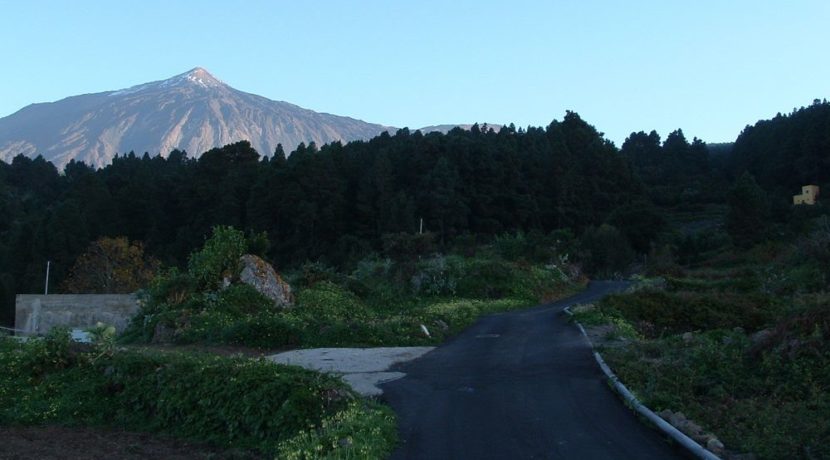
[180,67,224,88]
[109,67,224,96]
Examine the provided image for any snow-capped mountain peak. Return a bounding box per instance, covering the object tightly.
[176,67,224,88]
[0,68,391,169]
[110,67,224,96]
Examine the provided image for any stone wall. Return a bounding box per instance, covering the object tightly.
[15,294,139,335]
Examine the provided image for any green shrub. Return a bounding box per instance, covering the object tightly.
[592,229,830,460]
[0,338,362,456]
[665,274,760,293]
[423,300,480,330]
[174,309,238,343]
[276,401,397,459]
[290,261,343,288]
[245,229,271,258]
[423,299,526,335]
[143,268,198,310]
[188,225,249,288]
[604,325,830,460]
[127,241,577,349]
[453,257,514,299]
[353,255,394,281]
[107,352,344,451]
[492,232,537,261]
[601,290,780,337]
[213,284,275,315]
[518,265,571,302]
[410,255,459,296]
[124,242,281,345]
[220,312,303,348]
[603,331,751,412]
[20,327,77,377]
[296,281,371,320]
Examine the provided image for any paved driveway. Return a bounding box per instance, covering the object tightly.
[381,281,688,459]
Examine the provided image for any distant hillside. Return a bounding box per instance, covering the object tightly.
[0,68,392,169]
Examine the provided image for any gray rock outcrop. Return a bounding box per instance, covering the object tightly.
[238,254,293,308]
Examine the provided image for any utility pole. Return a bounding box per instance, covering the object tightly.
[44,260,51,295]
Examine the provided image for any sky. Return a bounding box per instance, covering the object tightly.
[1,0,828,146]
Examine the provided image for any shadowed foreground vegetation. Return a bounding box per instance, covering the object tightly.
[0,226,581,457]
[2,101,829,457]
[0,329,397,458]
[574,230,830,459]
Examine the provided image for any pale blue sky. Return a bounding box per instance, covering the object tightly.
[1,0,828,145]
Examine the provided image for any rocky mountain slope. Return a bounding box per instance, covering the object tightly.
[0,68,391,169]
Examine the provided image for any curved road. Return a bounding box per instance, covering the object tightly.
[381,281,688,459]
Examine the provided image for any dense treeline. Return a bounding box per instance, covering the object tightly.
[618,101,830,208]
[5,100,825,327]
[0,112,656,325]
[620,128,725,206]
[730,99,830,194]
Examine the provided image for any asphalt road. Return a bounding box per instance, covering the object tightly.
[381,281,688,460]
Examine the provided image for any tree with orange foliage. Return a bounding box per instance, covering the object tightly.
[61,237,160,293]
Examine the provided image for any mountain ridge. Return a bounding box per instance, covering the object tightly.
[0,68,393,169]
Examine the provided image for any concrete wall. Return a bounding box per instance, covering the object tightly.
[15,294,139,335]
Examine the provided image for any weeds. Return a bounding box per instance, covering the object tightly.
[0,331,396,457]
[593,243,830,459]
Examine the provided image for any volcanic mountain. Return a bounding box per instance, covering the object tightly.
[0,68,391,169]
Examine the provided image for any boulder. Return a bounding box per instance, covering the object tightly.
[750,328,774,347]
[238,254,293,308]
